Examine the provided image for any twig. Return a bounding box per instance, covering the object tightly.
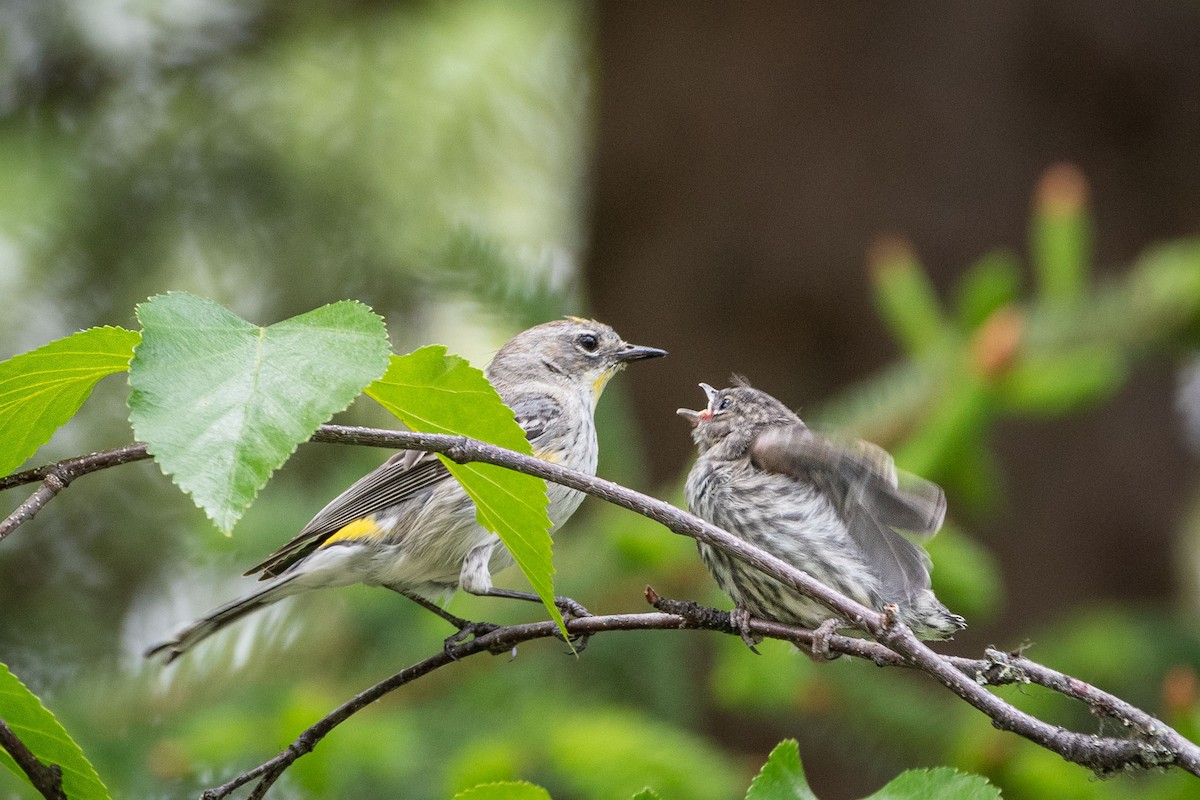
[202,612,689,799]
[0,443,150,491]
[0,718,65,800]
[205,596,1195,799]
[0,474,66,543]
[4,428,1198,782]
[650,590,1192,771]
[313,426,1197,775]
[0,443,150,542]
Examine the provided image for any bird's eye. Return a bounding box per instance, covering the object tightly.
[717,396,732,411]
[576,333,599,353]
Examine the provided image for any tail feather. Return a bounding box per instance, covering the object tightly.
[145,576,299,664]
[910,592,967,641]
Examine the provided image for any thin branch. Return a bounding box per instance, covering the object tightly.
[0,443,150,491]
[313,425,1197,775]
[0,474,66,543]
[202,612,689,800]
[205,596,1196,799]
[653,593,1193,772]
[971,648,1191,760]
[0,718,65,800]
[4,428,1198,783]
[0,443,150,542]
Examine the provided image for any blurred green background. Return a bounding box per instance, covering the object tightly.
[2,2,1199,799]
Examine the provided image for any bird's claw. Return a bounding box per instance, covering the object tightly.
[555,596,591,621]
[443,620,504,658]
[564,632,591,654]
[555,597,592,653]
[809,617,844,662]
[730,606,763,654]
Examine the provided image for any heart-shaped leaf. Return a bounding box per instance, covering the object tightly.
[128,293,390,531]
[0,326,140,475]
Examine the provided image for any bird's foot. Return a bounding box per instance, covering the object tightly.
[808,617,845,662]
[478,588,592,655]
[443,619,508,658]
[555,595,591,621]
[554,596,593,653]
[731,605,763,654]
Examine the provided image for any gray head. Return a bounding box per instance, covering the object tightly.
[487,317,666,402]
[677,379,801,458]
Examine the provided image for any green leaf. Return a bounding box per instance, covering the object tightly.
[365,347,559,633]
[453,781,553,800]
[632,791,664,800]
[1125,240,1200,342]
[996,348,1125,416]
[1030,166,1091,306]
[128,293,390,532]
[744,740,817,800]
[549,708,742,799]
[925,525,1003,622]
[0,662,111,800]
[871,243,946,356]
[0,326,140,475]
[865,767,1001,800]
[953,250,1022,332]
[892,373,990,480]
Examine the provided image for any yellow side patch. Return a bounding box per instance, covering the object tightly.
[321,517,382,547]
[533,447,562,464]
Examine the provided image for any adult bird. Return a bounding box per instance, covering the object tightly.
[147,318,666,663]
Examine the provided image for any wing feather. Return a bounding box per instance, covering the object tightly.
[750,426,945,535]
[508,393,562,446]
[246,452,452,578]
[750,425,945,605]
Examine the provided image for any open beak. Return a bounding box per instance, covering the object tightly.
[614,343,668,363]
[677,382,718,426]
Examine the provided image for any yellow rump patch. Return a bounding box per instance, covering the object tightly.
[534,446,562,464]
[321,517,382,547]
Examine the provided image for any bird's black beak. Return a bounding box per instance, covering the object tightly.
[614,343,668,363]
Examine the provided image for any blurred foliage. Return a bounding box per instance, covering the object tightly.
[1,2,1199,800]
[447,740,1001,800]
[454,784,551,800]
[807,162,1200,798]
[819,164,1200,515]
[0,0,588,349]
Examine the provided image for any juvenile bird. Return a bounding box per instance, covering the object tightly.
[678,380,964,652]
[147,318,665,663]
